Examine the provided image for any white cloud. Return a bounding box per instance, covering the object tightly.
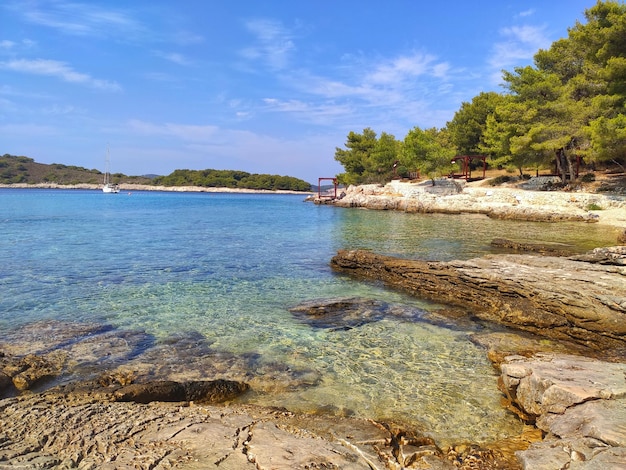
[13,1,142,38]
[487,24,550,84]
[365,52,444,85]
[128,120,219,142]
[262,98,353,124]
[0,58,121,91]
[241,18,295,69]
[0,40,16,50]
[518,9,536,18]
[156,51,193,66]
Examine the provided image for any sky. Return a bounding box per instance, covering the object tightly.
[0,0,599,183]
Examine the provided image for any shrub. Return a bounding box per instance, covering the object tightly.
[489,175,511,186]
[580,172,596,183]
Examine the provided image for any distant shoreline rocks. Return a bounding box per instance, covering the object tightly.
[0,182,313,195]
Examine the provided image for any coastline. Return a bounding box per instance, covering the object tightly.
[0,182,314,195]
[2,179,625,468]
[319,179,626,232]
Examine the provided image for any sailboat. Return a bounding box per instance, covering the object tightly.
[102,146,120,193]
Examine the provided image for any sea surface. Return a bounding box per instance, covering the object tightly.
[0,188,617,444]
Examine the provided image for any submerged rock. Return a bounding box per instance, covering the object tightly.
[490,238,576,256]
[289,297,427,330]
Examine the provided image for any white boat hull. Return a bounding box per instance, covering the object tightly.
[102,184,120,193]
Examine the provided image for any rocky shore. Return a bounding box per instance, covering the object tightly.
[318,178,626,237]
[2,179,626,468]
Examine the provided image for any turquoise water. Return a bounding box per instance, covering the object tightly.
[0,189,616,444]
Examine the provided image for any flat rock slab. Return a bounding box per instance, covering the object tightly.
[500,354,626,417]
[0,393,387,469]
[498,354,626,469]
[330,248,626,349]
[1,390,514,469]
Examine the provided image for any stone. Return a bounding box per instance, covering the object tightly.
[490,237,576,256]
[538,399,626,447]
[113,379,250,404]
[498,354,626,469]
[289,297,427,330]
[499,354,626,417]
[1,350,67,392]
[330,248,626,349]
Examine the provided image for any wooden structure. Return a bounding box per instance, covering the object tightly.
[449,155,487,181]
[317,177,338,199]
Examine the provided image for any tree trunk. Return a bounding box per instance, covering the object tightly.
[555,149,565,180]
[564,151,576,181]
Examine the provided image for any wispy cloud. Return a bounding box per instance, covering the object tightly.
[240,18,295,69]
[365,52,447,85]
[0,58,121,91]
[0,123,58,136]
[128,120,219,141]
[155,51,193,66]
[488,24,550,83]
[0,39,36,51]
[0,40,17,50]
[257,50,455,129]
[262,98,353,124]
[518,9,536,18]
[172,31,204,46]
[7,0,142,38]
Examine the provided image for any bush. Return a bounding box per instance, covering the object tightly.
[586,203,603,210]
[580,172,596,183]
[489,175,511,186]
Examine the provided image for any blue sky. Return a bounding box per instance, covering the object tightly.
[1,0,597,183]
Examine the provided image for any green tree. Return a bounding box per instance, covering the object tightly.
[401,127,454,181]
[334,128,377,185]
[367,132,401,182]
[447,92,505,155]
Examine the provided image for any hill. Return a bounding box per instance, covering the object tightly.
[0,154,152,186]
[0,154,312,191]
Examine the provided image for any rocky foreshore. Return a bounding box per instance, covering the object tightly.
[2,339,625,468]
[317,178,626,235]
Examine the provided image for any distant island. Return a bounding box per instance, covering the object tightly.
[0,154,312,192]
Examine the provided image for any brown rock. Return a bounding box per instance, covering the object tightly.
[330,249,626,349]
[114,379,250,404]
[2,351,67,391]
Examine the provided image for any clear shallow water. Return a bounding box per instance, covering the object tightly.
[0,189,616,444]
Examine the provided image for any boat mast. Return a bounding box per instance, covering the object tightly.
[104,146,110,185]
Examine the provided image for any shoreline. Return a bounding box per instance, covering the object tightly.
[0,182,313,195]
[318,179,626,232]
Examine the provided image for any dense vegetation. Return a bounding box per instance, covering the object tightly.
[0,154,311,191]
[153,169,311,191]
[335,1,626,185]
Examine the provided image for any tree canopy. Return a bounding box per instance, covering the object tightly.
[153,169,311,191]
[334,1,626,184]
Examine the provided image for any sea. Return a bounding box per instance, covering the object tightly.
[0,188,617,444]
